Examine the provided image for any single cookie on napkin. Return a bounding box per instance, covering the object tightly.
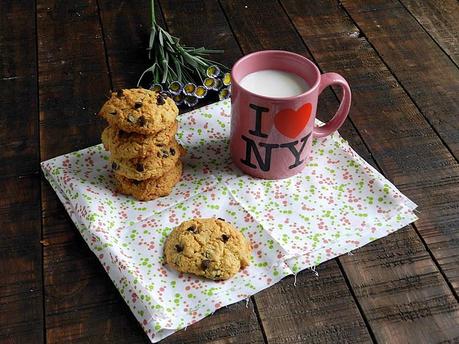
[164,218,252,280]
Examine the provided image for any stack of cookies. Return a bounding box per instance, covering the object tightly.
[99,88,185,201]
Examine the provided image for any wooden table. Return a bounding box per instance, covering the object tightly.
[1,0,459,343]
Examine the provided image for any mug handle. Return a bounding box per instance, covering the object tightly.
[313,72,351,138]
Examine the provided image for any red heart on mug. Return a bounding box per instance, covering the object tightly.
[274,103,312,139]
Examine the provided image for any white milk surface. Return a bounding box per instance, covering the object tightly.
[240,69,310,98]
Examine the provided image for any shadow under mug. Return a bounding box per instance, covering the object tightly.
[230,50,352,179]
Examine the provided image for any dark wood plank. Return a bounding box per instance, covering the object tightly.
[0,1,44,343]
[335,0,459,295]
[160,0,240,68]
[37,0,148,342]
[340,0,459,162]
[400,0,459,67]
[97,0,153,89]
[254,261,373,344]
[0,176,44,344]
[276,0,459,340]
[340,227,459,343]
[0,0,39,176]
[38,0,108,159]
[162,302,264,344]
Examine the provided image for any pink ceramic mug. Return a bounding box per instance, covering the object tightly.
[230,50,351,179]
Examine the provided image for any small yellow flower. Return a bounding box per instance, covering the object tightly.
[206,65,221,78]
[184,83,197,96]
[194,86,208,99]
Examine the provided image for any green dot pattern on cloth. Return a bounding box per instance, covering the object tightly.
[41,100,417,342]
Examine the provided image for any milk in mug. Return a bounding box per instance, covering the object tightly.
[239,69,310,98]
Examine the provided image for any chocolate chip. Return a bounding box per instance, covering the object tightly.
[118,130,129,139]
[162,150,169,158]
[217,218,225,221]
[175,244,183,252]
[132,180,141,186]
[136,163,144,172]
[157,95,165,105]
[111,162,118,170]
[187,225,197,233]
[221,234,229,243]
[116,89,123,97]
[138,115,146,127]
[109,110,117,115]
[201,260,211,270]
[134,101,142,109]
[170,148,176,156]
[127,114,136,123]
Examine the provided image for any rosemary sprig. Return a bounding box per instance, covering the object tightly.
[137,0,226,88]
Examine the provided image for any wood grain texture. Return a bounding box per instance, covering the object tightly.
[400,0,459,67]
[340,0,459,162]
[162,302,264,344]
[279,0,459,340]
[0,0,39,176]
[334,0,459,295]
[37,0,148,342]
[254,261,373,344]
[37,0,108,160]
[340,227,459,343]
[0,1,44,343]
[0,176,44,344]
[98,0,153,89]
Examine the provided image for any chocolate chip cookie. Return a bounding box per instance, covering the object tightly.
[115,160,182,201]
[110,138,185,181]
[102,121,178,159]
[164,218,251,280]
[98,88,178,135]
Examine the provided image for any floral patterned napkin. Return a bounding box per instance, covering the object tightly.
[41,100,417,342]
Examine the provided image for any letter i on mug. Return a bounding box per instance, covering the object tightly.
[230,50,351,179]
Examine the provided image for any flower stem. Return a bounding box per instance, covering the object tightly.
[151,0,156,27]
